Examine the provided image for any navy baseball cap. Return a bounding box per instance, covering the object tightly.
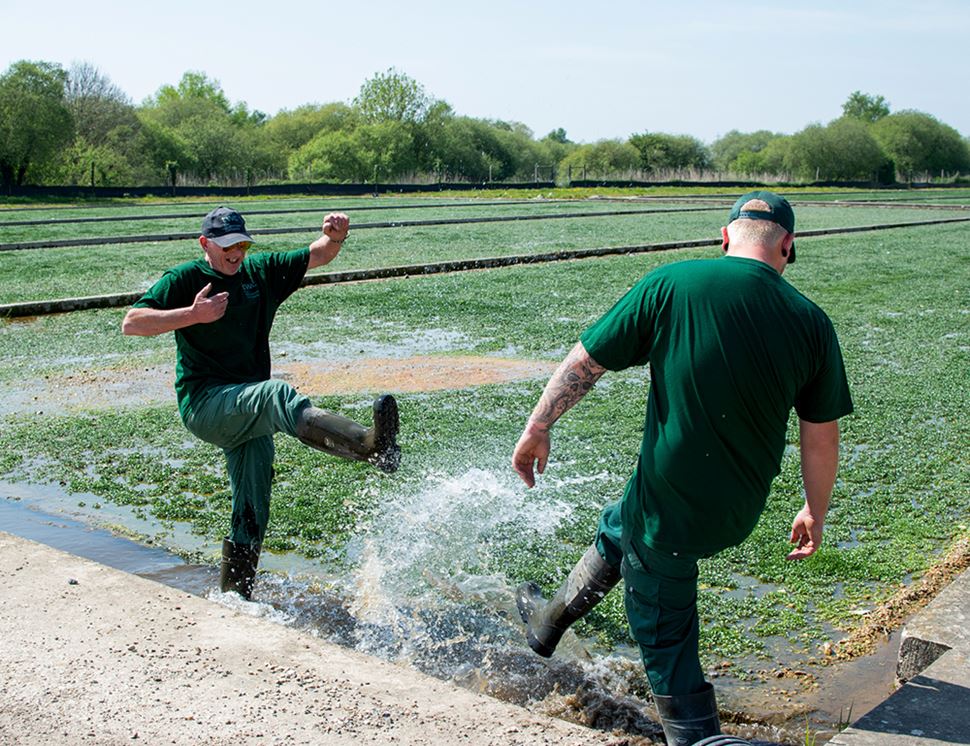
[727,190,796,263]
[201,207,255,248]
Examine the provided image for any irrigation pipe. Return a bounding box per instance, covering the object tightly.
[0,199,582,227]
[0,206,722,252]
[596,196,970,211]
[2,215,968,319]
[15,192,962,228]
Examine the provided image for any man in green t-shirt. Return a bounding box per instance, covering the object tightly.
[511,191,852,745]
[122,207,400,601]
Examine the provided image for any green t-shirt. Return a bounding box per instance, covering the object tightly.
[580,256,853,556]
[133,248,310,417]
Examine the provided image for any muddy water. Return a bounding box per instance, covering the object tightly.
[0,480,899,746]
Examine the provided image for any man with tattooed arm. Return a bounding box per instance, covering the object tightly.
[511,191,853,745]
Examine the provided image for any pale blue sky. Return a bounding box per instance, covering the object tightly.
[3,0,968,144]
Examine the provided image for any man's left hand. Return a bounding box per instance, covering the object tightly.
[512,424,551,488]
[323,212,350,243]
[787,504,824,560]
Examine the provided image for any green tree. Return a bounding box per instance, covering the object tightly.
[141,71,258,183]
[413,100,454,175]
[149,70,231,118]
[842,91,890,123]
[0,60,74,188]
[559,140,641,179]
[872,110,970,180]
[628,132,710,172]
[545,128,570,144]
[415,114,527,182]
[539,129,576,181]
[289,120,416,182]
[356,120,418,181]
[264,103,357,152]
[709,130,780,171]
[48,135,142,186]
[133,113,191,186]
[354,68,430,124]
[429,117,501,181]
[731,136,792,177]
[786,118,887,181]
[176,115,244,182]
[288,129,365,182]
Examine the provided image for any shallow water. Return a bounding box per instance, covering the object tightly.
[0,479,900,745]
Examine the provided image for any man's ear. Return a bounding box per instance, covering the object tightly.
[781,232,794,257]
[199,236,208,251]
[721,226,729,253]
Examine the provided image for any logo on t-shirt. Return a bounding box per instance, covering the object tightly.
[241,281,259,301]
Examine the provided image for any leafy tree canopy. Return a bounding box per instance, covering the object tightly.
[628,131,710,172]
[708,129,781,171]
[842,91,890,123]
[559,139,641,176]
[0,60,74,187]
[354,68,430,124]
[786,118,887,181]
[544,128,571,144]
[872,110,970,179]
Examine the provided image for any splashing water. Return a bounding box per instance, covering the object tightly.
[343,467,572,659]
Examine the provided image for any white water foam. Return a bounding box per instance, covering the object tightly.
[343,467,572,657]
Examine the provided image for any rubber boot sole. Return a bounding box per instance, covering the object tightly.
[370,394,401,474]
[515,581,559,657]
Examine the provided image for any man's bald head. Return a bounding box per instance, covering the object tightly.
[726,198,790,249]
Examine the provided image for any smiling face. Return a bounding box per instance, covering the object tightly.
[200,236,251,276]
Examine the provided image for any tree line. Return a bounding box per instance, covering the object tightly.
[1,61,968,191]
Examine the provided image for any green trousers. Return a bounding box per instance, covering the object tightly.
[595,500,706,697]
[182,379,311,546]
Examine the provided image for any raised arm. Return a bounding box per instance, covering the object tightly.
[787,418,840,560]
[308,213,350,270]
[122,283,228,337]
[512,341,607,487]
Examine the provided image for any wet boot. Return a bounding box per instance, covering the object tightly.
[515,544,621,657]
[296,394,401,474]
[653,682,721,746]
[219,538,260,600]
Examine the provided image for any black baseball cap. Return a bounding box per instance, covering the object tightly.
[727,190,796,263]
[201,206,255,248]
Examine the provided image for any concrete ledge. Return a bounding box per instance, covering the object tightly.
[897,567,970,682]
[0,532,615,745]
[828,649,970,746]
[829,568,970,746]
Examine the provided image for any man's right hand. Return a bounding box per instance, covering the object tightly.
[512,423,551,488]
[192,283,229,323]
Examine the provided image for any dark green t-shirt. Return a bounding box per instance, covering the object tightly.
[133,248,310,417]
[580,256,853,556]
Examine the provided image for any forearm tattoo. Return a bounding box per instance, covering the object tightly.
[530,343,606,429]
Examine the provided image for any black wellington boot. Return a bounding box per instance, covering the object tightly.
[653,682,722,746]
[219,538,261,600]
[515,544,621,657]
[296,394,401,473]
